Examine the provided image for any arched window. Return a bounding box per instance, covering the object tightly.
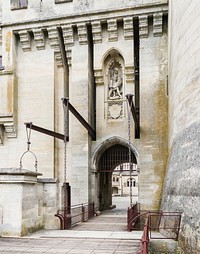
[127,178,136,187]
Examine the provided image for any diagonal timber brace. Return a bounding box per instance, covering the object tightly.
[62,97,96,140]
[25,122,69,141]
[25,99,96,141]
[126,94,140,139]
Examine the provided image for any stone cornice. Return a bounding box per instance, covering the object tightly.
[2,4,168,30]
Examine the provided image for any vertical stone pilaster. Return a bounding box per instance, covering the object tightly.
[139,15,148,38]
[32,28,45,50]
[91,21,102,44]
[18,30,31,51]
[153,13,163,37]
[70,40,89,204]
[107,19,118,42]
[139,21,168,210]
[123,17,133,40]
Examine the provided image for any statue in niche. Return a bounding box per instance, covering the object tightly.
[108,66,123,99]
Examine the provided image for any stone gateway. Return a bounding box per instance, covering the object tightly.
[0,0,199,252]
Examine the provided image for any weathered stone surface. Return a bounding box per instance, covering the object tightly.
[161,122,200,253]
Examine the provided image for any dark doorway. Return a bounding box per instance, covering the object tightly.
[98,144,137,211]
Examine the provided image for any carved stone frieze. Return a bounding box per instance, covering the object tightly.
[18,30,31,51]
[94,68,103,86]
[32,28,45,50]
[123,17,133,40]
[62,24,74,47]
[77,23,88,45]
[139,15,148,38]
[153,13,163,37]
[107,19,118,42]
[91,21,102,44]
[107,101,123,119]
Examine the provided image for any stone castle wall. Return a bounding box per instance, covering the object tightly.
[0,0,168,216]
[161,1,200,252]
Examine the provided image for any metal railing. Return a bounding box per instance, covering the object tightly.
[140,212,150,254]
[127,204,182,254]
[127,202,140,231]
[137,211,182,254]
[55,202,95,229]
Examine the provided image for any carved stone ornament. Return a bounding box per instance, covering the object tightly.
[108,63,123,100]
[108,102,123,119]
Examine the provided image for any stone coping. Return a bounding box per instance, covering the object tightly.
[0,168,42,176]
[37,178,57,183]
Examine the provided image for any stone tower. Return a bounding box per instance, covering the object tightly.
[161,0,200,252]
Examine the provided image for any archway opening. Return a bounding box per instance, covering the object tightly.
[98,144,138,211]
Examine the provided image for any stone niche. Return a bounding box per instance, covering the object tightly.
[103,50,125,120]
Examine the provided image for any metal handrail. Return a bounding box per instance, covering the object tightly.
[55,202,95,229]
[127,202,140,231]
[138,211,182,254]
[139,212,150,254]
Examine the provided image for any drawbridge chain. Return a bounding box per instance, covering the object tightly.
[62,97,69,183]
[126,94,133,207]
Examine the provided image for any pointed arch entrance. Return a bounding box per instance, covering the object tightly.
[97,144,137,211]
